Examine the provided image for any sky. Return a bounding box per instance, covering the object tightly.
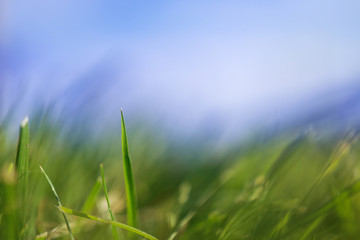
[1,0,360,139]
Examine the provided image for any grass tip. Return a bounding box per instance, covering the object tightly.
[21,116,29,127]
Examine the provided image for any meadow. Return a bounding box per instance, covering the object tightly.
[1,110,360,240]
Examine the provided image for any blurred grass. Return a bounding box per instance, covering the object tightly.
[1,110,360,239]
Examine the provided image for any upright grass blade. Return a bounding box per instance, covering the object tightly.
[15,116,29,195]
[100,163,120,240]
[39,166,74,240]
[15,117,30,239]
[121,109,138,229]
[58,206,158,240]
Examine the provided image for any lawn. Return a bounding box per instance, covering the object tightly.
[1,111,360,239]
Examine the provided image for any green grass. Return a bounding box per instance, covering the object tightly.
[100,163,120,240]
[15,116,30,192]
[15,117,30,239]
[39,165,74,240]
[121,109,138,229]
[58,206,159,240]
[81,176,102,213]
[2,111,360,239]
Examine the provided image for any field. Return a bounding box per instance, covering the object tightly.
[1,111,360,240]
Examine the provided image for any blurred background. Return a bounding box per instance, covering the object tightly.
[1,0,360,142]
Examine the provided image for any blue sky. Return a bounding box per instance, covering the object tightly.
[1,0,360,139]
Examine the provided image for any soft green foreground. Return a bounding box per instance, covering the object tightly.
[1,116,360,239]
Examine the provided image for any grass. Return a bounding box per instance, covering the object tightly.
[81,176,101,213]
[15,116,30,239]
[16,116,29,193]
[1,111,360,239]
[58,206,159,240]
[100,163,120,240]
[121,109,138,229]
[39,165,74,240]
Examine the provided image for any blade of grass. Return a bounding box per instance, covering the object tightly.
[39,165,74,240]
[15,117,30,239]
[100,163,120,240]
[121,109,138,228]
[15,116,30,196]
[58,206,159,240]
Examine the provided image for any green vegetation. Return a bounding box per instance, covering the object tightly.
[100,163,120,240]
[16,116,29,196]
[1,112,360,239]
[15,117,30,239]
[40,165,74,240]
[58,206,158,240]
[121,109,139,230]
